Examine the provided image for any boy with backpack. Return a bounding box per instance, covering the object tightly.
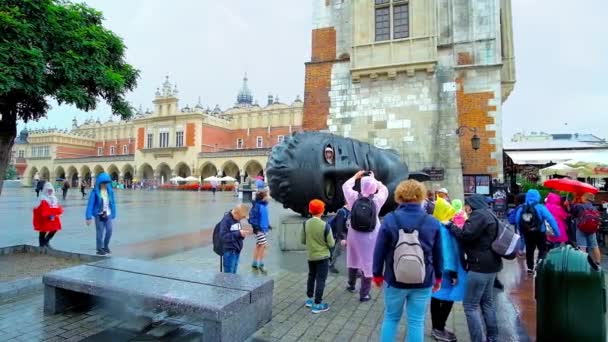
[515,189,559,273]
[572,192,602,264]
[328,204,350,274]
[301,199,335,314]
[249,191,270,274]
[213,204,252,274]
[342,171,388,302]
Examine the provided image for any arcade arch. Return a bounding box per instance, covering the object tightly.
[221,160,239,178]
[138,163,154,181]
[156,163,172,184]
[200,162,218,179]
[175,162,191,178]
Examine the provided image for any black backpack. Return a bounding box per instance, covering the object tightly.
[212,213,228,256]
[350,194,377,232]
[519,204,539,232]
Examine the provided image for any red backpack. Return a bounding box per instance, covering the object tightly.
[577,207,601,234]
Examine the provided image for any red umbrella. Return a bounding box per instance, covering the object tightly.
[543,178,598,195]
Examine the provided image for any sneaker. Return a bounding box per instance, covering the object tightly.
[311,303,329,314]
[346,285,356,293]
[96,249,107,256]
[360,295,371,302]
[305,298,313,308]
[252,262,259,270]
[103,248,111,255]
[258,265,268,275]
[432,328,457,342]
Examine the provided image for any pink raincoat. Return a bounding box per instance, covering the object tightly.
[545,193,569,243]
[342,175,388,278]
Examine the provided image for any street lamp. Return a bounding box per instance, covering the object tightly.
[455,126,481,151]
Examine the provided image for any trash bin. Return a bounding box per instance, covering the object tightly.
[535,245,606,342]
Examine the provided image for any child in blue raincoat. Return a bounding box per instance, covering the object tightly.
[430,198,468,341]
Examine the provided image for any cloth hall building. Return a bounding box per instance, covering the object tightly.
[18,76,303,187]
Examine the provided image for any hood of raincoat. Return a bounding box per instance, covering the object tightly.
[525,189,542,205]
[545,192,562,206]
[38,182,58,207]
[94,172,112,191]
[465,194,489,210]
[360,176,378,196]
[452,199,463,212]
[433,197,456,222]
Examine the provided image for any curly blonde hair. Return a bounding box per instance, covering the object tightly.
[394,180,427,204]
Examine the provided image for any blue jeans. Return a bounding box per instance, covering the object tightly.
[223,250,240,274]
[380,285,432,342]
[95,217,113,251]
[463,271,498,342]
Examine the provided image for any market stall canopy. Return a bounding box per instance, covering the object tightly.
[505,149,608,165]
[539,163,587,179]
[184,176,200,182]
[564,151,608,178]
[220,176,236,182]
[170,176,185,182]
[203,176,220,182]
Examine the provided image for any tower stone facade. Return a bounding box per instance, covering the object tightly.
[303,0,515,198]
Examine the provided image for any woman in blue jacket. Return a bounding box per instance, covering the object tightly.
[85,173,116,256]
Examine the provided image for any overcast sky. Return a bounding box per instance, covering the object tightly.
[19,0,608,141]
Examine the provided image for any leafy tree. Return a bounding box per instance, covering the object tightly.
[0,0,139,195]
[3,165,17,180]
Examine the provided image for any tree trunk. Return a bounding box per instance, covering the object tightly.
[0,112,17,197]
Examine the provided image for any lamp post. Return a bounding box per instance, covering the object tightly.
[455,126,481,151]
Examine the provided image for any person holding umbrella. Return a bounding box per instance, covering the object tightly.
[572,192,602,264]
[543,178,601,264]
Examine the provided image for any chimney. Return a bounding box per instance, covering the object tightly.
[267,94,274,106]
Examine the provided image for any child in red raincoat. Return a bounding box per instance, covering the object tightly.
[33,182,64,248]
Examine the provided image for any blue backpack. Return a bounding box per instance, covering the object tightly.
[248,203,261,226]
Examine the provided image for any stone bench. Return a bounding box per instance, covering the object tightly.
[42,258,273,342]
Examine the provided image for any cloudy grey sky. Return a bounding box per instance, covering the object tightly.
[19,0,608,141]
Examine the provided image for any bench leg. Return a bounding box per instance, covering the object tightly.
[44,285,93,314]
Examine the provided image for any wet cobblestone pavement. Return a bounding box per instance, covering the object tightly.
[0,187,535,341]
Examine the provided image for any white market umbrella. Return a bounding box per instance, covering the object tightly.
[170,176,186,183]
[184,176,200,182]
[539,163,586,179]
[203,176,220,182]
[220,176,236,182]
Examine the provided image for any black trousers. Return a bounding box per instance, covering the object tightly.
[38,232,56,247]
[307,258,329,304]
[523,230,547,270]
[431,297,454,331]
[329,240,342,268]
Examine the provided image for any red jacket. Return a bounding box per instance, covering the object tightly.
[33,200,63,232]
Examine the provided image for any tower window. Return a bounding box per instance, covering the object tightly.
[375,0,409,42]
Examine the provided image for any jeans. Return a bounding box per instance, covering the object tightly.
[430,297,454,331]
[463,271,498,342]
[307,258,329,304]
[348,268,372,299]
[95,217,113,251]
[223,250,240,274]
[380,285,432,342]
[523,230,547,270]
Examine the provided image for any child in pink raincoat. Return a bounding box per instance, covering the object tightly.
[545,193,569,244]
[342,171,388,302]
